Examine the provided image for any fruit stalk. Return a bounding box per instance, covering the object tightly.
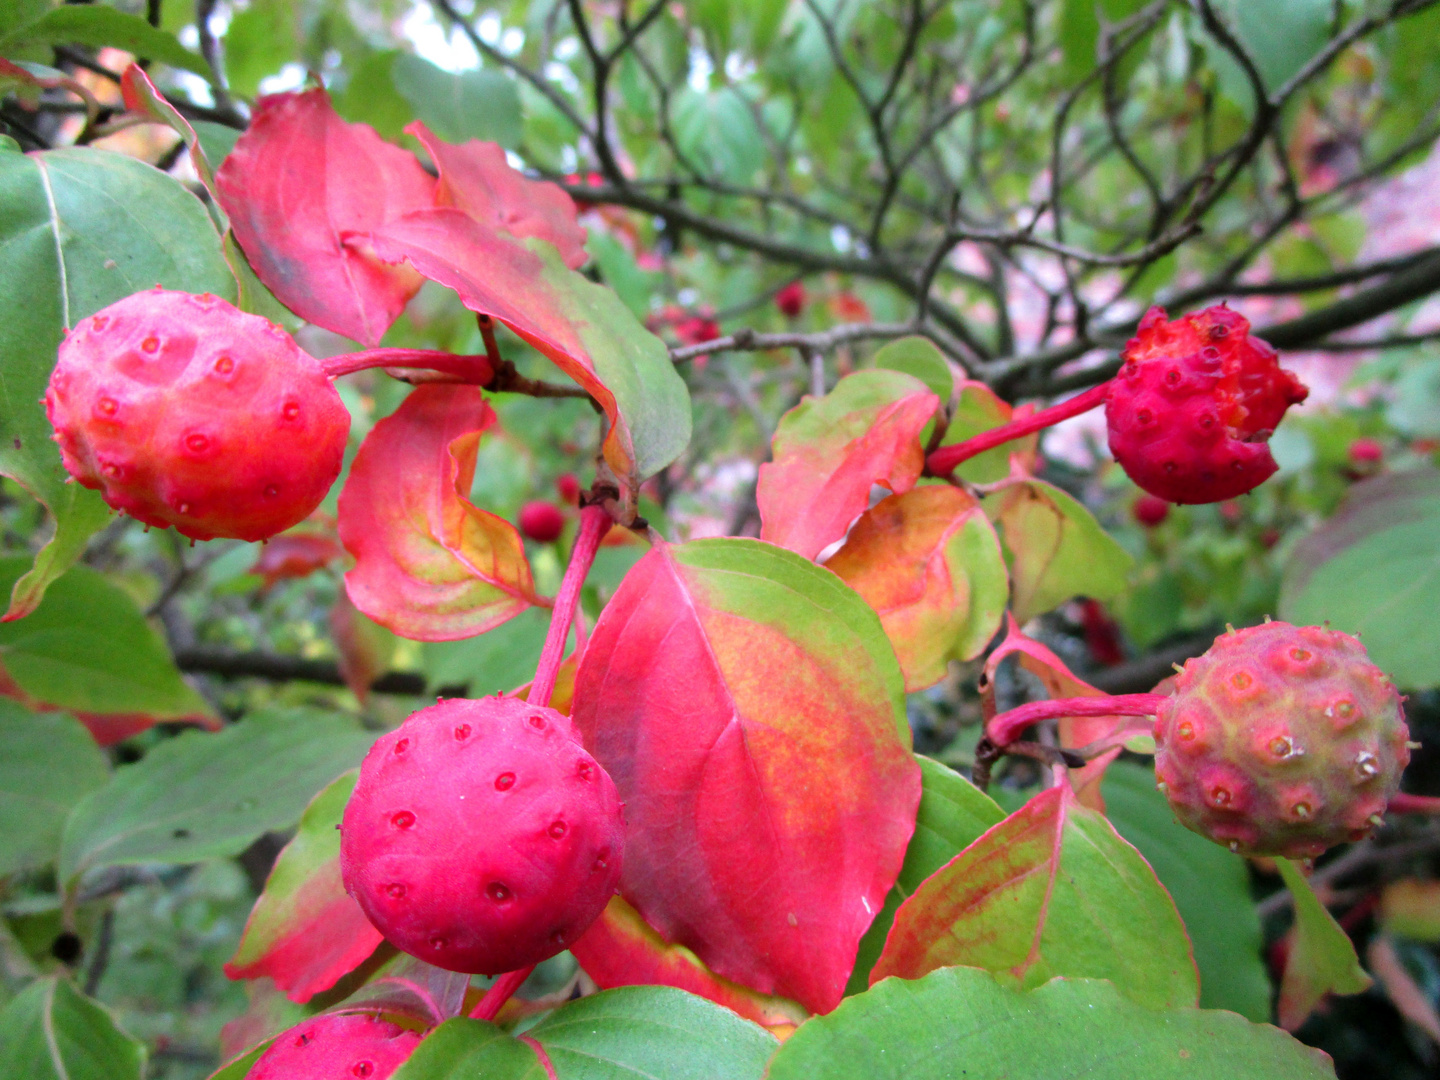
[469,963,538,1020]
[1386,793,1440,815]
[986,692,1169,747]
[529,504,612,708]
[926,383,1110,477]
[321,348,495,383]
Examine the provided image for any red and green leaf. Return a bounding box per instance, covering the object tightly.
[216,89,435,346]
[827,485,1008,692]
[571,538,920,1014]
[368,209,691,504]
[1276,858,1371,1030]
[224,771,382,1002]
[337,384,544,641]
[872,784,1199,1010]
[757,370,939,561]
[409,122,587,269]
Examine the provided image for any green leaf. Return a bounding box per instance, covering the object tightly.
[983,478,1133,622]
[0,700,108,877]
[58,707,374,883]
[1279,468,1440,689]
[871,336,954,402]
[1208,0,1331,95]
[940,380,1024,484]
[221,0,299,98]
[872,784,1199,1010]
[205,1043,270,1080]
[847,756,1004,994]
[526,985,778,1080]
[0,6,210,76]
[1059,0,1147,80]
[421,604,552,694]
[393,55,523,150]
[1102,761,1270,1020]
[0,976,145,1080]
[768,967,1337,1080]
[0,145,235,618]
[390,1018,546,1079]
[333,50,416,142]
[1276,858,1371,1031]
[0,557,210,718]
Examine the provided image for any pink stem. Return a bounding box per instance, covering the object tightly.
[926,381,1111,477]
[469,964,536,1021]
[321,348,495,383]
[1387,793,1440,815]
[986,693,1168,748]
[529,505,611,709]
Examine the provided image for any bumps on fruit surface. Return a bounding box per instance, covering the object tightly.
[245,1013,420,1080]
[1154,621,1409,859]
[45,289,349,542]
[1106,305,1308,504]
[340,695,625,975]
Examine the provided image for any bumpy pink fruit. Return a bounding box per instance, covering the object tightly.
[1154,621,1409,859]
[45,288,349,542]
[340,695,624,975]
[246,1013,420,1080]
[1106,305,1308,504]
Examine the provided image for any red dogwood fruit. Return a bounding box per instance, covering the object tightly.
[1154,621,1409,859]
[1132,493,1171,527]
[775,281,806,318]
[519,500,566,543]
[555,473,582,505]
[1105,305,1309,504]
[245,1013,420,1080]
[46,289,349,542]
[340,695,624,975]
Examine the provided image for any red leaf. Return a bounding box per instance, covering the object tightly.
[409,122,587,268]
[570,896,808,1029]
[337,384,544,641]
[757,370,939,561]
[0,664,219,748]
[216,89,435,346]
[571,538,919,1013]
[251,532,342,589]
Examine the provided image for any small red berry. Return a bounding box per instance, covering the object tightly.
[1348,437,1384,466]
[556,473,582,505]
[245,1014,419,1080]
[519,501,566,542]
[1132,494,1171,527]
[775,281,807,318]
[674,314,721,347]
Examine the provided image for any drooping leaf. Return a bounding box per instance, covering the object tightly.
[0,557,213,721]
[369,210,691,502]
[0,976,145,1080]
[59,707,374,883]
[757,370,939,561]
[983,477,1133,622]
[409,122,585,268]
[872,784,1199,1010]
[571,896,808,1028]
[0,144,234,619]
[393,58,524,151]
[526,985,779,1080]
[224,771,383,1003]
[847,756,1004,995]
[768,967,1337,1080]
[338,384,543,640]
[216,89,435,346]
[0,701,108,877]
[572,538,919,1013]
[389,1018,545,1080]
[1276,857,1372,1031]
[1279,467,1440,688]
[870,336,954,402]
[1102,761,1271,1021]
[119,65,224,207]
[827,485,1008,692]
[0,5,208,76]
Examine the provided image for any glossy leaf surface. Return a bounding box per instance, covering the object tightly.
[873,784,1199,1010]
[370,210,691,499]
[338,384,543,641]
[390,1018,545,1080]
[0,144,234,618]
[59,708,374,882]
[224,771,383,1002]
[827,485,1007,691]
[216,89,435,346]
[769,968,1336,1080]
[1276,858,1372,1030]
[0,977,144,1080]
[0,701,107,877]
[983,478,1133,622]
[572,538,919,1013]
[757,370,939,561]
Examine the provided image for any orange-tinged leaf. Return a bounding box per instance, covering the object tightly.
[338,384,543,641]
[571,896,808,1029]
[225,772,383,1002]
[758,371,939,561]
[409,122,587,268]
[572,538,919,1014]
[216,89,435,346]
[872,784,1199,1010]
[827,486,1007,691]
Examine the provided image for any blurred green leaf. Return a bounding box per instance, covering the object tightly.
[0,701,107,877]
[392,55,523,149]
[0,5,209,76]
[0,976,144,1080]
[221,0,299,98]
